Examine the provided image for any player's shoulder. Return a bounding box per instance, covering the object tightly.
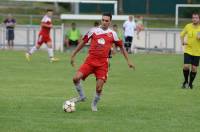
[107,28,117,35]
[88,27,105,34]
[185,23,193,28]
[41,15,51,22]
[123,20,129,25]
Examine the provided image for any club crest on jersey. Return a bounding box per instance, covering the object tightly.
[98,38,105,45]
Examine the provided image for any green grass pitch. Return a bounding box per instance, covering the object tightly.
[0,50,200,132]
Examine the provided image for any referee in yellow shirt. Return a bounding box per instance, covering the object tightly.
[180,13,200,89]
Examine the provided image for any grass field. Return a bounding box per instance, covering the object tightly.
[0,50,200,132]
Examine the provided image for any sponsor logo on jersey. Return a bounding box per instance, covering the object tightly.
[98,38,105,45]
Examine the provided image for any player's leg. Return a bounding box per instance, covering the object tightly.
[188,65,197,89]
[11,40,14,49]
[46,41,59,62]
[188,56,199,89]
[10,29,14,49]
[26,44,41,61]
[128,36,133,53]
[7,40,11,49]
[182,64,190,88]
[92,63,108,112]
[6,30,10,49]
[71,63,93,102]
[182,53,191,88]
[64,38,70,48]
[72,71,86,101]
[124,36,129,52]
[91,79,105,112]
[25,34,43,61]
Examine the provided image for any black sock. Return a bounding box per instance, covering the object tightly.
[189,71,197,85]
[183,69,189,83]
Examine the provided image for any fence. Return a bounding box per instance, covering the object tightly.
[133,28,182,53]
[0,24,64,51]
[0,25,183,53]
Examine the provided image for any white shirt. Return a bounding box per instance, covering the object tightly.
[41,15,51,23]
[123,20,136,37]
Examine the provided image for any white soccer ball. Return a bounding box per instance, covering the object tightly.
[63,101,76,113]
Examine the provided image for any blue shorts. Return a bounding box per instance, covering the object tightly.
[6,28,14,41]
[184,53,200,66]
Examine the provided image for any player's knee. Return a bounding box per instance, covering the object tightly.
[183,65,190,70]
[96,87,102,94]
[96,84,103,94]
[191,66,197,72]
[73,76,80,84]
[35,45,40,49]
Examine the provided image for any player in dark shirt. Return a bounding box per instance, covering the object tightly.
[4,14,16,49]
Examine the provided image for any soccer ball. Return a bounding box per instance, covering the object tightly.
[63,101,76,113]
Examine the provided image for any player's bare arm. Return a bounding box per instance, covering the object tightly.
[180,36,187,45]
[120,46,135,69]
[70,40,85,68]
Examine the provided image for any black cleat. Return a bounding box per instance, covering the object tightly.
[182,81,188,89]
[188,84,193,89]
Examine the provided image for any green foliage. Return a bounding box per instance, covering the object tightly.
[0,51,200,132]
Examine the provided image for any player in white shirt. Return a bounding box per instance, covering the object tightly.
[123,15,137,53]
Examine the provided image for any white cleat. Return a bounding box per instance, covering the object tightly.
[50,57,60,62]
[91,104,98,112]
[69,96,86,103]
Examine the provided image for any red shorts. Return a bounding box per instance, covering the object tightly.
[78,56,109,82]
[37,34,51,45]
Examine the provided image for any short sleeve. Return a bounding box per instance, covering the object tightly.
[113,31,123,48]
[82,28,94,43]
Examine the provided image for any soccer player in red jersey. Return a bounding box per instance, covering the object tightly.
[70,13,135,112]
[25,9,59,62]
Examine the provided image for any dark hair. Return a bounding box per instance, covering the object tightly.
[192,12,200,18]
[71,22,76,26]
[102,12,112,20]
[47,9,53,12]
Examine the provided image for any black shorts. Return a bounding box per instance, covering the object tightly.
[124,36,133,48]
[6,28,14,41]
[184,53,200,66]
[69,40,78,47]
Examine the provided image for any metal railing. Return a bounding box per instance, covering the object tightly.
[133,28,182,53]
[0,24,64,51]
[0,25,183,53]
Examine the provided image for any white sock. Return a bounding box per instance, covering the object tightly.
[75,82,85,99]
[29,46,37,55]
[47,48,54,58]
[92,93,101,106]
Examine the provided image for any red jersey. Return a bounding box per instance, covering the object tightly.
[39,15,52,35]
[79,27,123,81]
[83,27,123,59]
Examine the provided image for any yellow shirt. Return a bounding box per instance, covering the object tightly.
[180,23,200,56]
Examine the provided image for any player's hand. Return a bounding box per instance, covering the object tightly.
[128,62,135,70]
